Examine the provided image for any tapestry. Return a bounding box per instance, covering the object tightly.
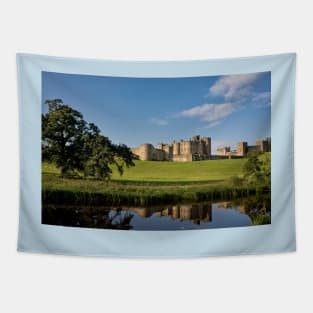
[17,53,296,257]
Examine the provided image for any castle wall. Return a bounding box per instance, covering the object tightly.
[151,148,167,161]
[202,137,211,155]
[237,142,248,156]
[180,140,191,154]
[137,143,152,160]
[173,142,181,156]
[162,144,173,160]
[132,144,168,161]
[131,135,271,162]
[172,153,193,162]
[247,145,259,154]
[133,136,212,161]
[217,147,230,156]
[130,147,140,159]
[256,140,270,153]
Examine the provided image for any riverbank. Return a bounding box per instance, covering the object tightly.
[42,160,270,206]
[42,173,269,206]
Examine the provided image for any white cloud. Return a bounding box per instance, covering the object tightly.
[150,117,168,126]
[175,73,270,129]
[209,73,260,102]
[180,103,237,128]
[209,72,270,108]
[204,120,222,128]
[252,91,271,108]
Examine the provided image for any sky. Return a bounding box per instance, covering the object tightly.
[42,71,271,153]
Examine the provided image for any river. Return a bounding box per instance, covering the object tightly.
[42,196,270,230]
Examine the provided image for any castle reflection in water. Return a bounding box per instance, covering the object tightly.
[42,196,270,230]
[123,203,212,225]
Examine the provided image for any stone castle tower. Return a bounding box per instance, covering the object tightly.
[131,135,211,162]
[132,136,271,161]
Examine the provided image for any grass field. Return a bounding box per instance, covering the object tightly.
[41,159,270,206]
[43,159,246,182]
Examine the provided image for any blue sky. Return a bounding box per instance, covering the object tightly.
[42,71,271,153]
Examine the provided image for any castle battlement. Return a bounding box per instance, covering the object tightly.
[131,135,211,162]
[131,136,270,162]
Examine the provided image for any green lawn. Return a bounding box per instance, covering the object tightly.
[41,159,270,206]
[113,160,245,182]
[43,159,245,183]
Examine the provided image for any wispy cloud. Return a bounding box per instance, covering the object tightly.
[209,73,259,102]
[252,91,271,108]
[180,103,237,128]
[204,120,222,128]
[150,117,168,126]
[209,73,270,108]
[164,73,270,129]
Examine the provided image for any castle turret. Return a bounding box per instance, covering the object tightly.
[237,142,248,157]
[180,140,191,154]
[256,139,270,153]
[157,143,164,150]
[173,142,181,155]
[192,135,200,142]
[202,137,211,156]
[139,143,153,160]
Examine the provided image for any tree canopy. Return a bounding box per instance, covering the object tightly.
[243,152,271,186]
[42,99,135,179]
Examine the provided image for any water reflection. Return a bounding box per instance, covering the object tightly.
[42,196,270,230]
[128,203,212,224]
[42,206,134,230]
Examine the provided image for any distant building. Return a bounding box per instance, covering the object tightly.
[131,135,270,162]
[218,137,271,158]
[217,146,231,156]
[131,135,211,162]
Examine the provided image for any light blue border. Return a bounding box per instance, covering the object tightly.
[16,53,296,258]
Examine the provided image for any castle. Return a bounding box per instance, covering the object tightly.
[131,135,211,162]
[216,137,271,157]
[131,135,270,162]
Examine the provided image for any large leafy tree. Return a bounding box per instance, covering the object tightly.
[42,99,86,175]
[42,99,135,178]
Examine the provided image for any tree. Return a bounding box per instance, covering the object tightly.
[84,135,135,180]
[243,152,271,186]
[260,152,271,186]
[243,152,262,185]
[112,144,135,175]
[42,99,86,175]
[42,99,135,179]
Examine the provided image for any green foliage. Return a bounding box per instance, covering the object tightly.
[42,99,134,179]
[113,144,135,175]
[259,152,271,186]
[84,135,114,179]
[243,152,262,184]
[250,212,271,225]
[42,160,270,207]
[42,172,260,206]
[42,99,86,175]
[243,152,271,187]
[227,175,244,187]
